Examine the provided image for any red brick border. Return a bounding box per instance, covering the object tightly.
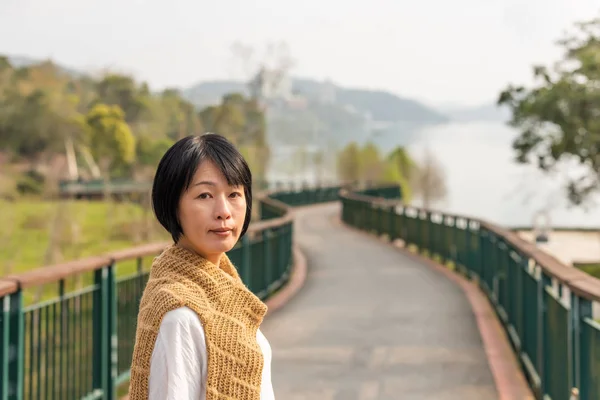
[335,218,534,399]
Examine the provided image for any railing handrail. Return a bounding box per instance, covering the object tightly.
[339,187,600,302]
[0,187,298,298]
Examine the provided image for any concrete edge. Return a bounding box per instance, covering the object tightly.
[335,218,534,400]
[264,244,308,317]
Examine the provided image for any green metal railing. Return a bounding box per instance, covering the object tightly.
[0,184,342,400]
[260,185,344,220]
[340,187,600,400]
[58,179,275,198]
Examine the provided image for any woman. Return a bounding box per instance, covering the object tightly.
[128,133,275,400]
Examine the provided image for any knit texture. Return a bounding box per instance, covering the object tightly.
[128,244,268,400]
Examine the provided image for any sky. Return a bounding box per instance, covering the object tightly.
[1,0,599,107]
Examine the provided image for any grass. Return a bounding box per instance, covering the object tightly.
[1,195,274,397]
[0,197,169,304]
[0,198,167,274]
[573,262,600,280]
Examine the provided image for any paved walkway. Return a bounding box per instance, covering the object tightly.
[261,203,498,400]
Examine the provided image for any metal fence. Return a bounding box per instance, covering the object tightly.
[340,188,600,400]
[0,184,343,400]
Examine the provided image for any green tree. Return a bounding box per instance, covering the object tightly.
[199,93,270,179]
[381,147,416,203]
[360,142,383,184]
[159,89,204,140]
[336,142,361,183]
[85,103,136,175]
[94,74,150,123]
[0,62,86,163]
[498,16,600,205]
[239,145,270,183]
[136,136,174,167]
[0,56,270,188]
[388,147,417,180]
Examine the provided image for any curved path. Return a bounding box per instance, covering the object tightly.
[261,203,498,400]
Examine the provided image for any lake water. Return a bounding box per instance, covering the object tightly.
[268,120,600,228]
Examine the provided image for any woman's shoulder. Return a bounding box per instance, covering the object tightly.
[162,306,203,327]
[141,278,209,309]
[157,307,206,340]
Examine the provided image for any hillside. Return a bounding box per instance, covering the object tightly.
[7,54,448,125]
[437,102,511,122]
[5,54,449,150]
[183,80,249,108]
[183,77,449,124]
[182,77,449,149]
[6,54,86,77]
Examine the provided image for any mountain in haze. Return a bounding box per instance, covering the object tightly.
[6,54,448,125]
[437,102,511,122]
[183,77,449,125]
[6,54,86,77]
[5,54,451,150]
[182,77,452,150]
[294,78,448,123]
[183,80,250,108]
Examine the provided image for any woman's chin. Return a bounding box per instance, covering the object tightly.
[209,238,237,253]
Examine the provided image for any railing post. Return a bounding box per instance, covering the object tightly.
[416,211,422,253]
[92,270,105,395]
[388,205,396,242]
[107,262,117,400]
[278,225,286,280]
[241,236,252,290]
[288,222,293,270]
[3,290,24,400]
[400,206,407,244]
[464,220,471,275]
[538,272,551,395]
[571,293,592,398]
[1,295,6,399]
[264,230,273,295]
[377,204,383,236]
[93,263,117,400]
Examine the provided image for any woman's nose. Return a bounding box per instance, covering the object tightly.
[214,197,232,220]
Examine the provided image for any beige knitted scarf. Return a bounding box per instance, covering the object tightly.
[128,244,268,399]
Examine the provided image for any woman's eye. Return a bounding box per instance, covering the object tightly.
[230,192,242,198]
[198,193,211,199]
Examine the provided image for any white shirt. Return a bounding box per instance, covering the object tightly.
[148,306,275,400]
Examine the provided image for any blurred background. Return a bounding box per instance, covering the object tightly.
[4,1,600,399]
[3,0,600,279]
[1,0,600,270]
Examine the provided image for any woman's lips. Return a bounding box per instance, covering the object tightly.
[210,228,232,237]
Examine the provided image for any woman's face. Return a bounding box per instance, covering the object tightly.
[177,159,247,265]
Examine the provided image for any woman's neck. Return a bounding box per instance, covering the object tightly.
[175,240,222,266]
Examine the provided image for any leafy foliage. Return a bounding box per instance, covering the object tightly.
[498,16,600,205]
[85,103,136,174]
[199,93,270,180]
[337,142,427,204]
[336,142,362,183]
[0,57,269,187]
[336,142,447,206]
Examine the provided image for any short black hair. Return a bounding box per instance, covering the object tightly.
[152,133,253,243]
